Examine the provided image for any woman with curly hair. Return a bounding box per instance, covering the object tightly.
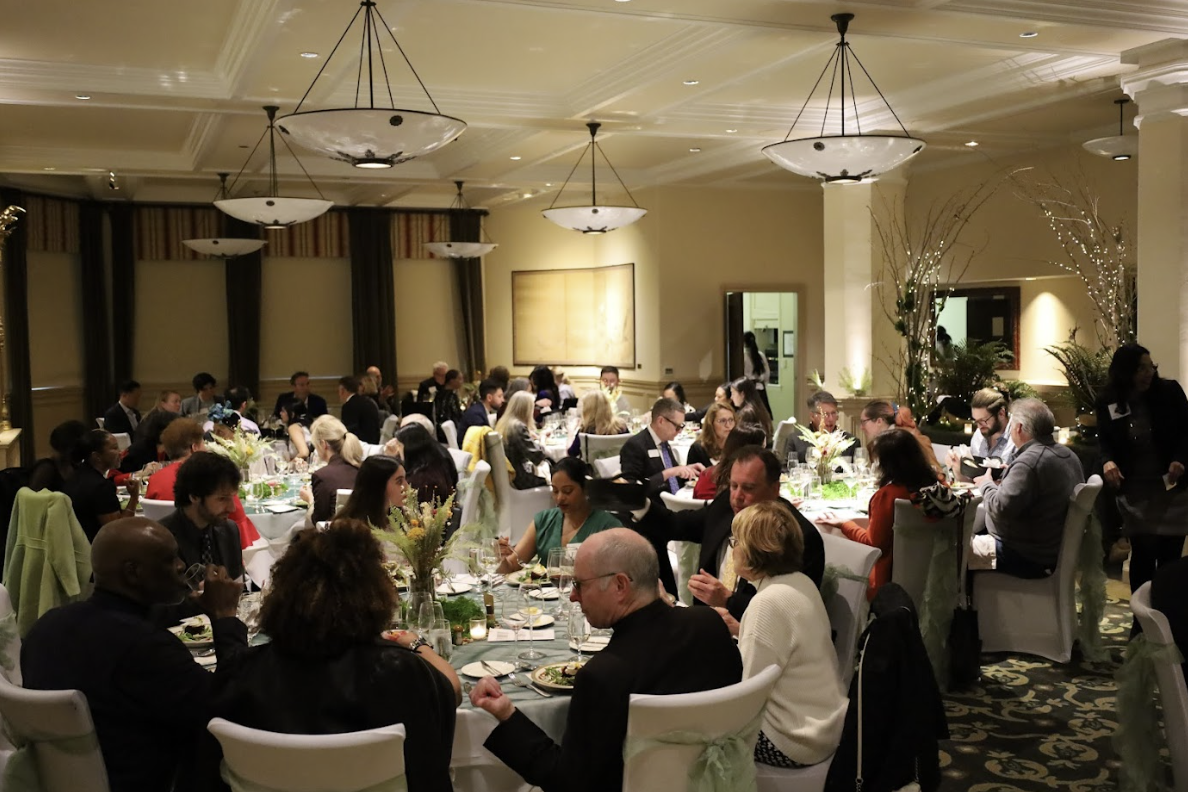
[211,519,460,791]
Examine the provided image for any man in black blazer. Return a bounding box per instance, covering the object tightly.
[619,397,706,499]
[271,370,328,419]
[22,517,247,792]
[459,378,503,441]
[338,374,381,444]
[472,529,741,792]
[634,446,824,621]
[103,379,142,435]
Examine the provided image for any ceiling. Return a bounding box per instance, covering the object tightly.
[0,0,1173,210]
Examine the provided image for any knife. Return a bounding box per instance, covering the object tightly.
[480,659,502,676]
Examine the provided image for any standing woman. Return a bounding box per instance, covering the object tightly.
[61,429,140,541]
[742,331,773,417]
[494,391,548,490]
[1096,343,1188,598]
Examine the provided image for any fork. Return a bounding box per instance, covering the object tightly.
[507,672,552,698]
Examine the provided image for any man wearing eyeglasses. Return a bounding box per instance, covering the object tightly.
[948,388,1017,480]
[472,528,741,792]
[781,391,858,464]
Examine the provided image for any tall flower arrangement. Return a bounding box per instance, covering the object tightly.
[373,487,460,589]
[207,426,270,470]
[794,425,856,483]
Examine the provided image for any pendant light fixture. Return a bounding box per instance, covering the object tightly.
[424,181,498,258]
[762,13,925,184]
[1083,97,1136,161]
[542,122,647,234]
[215,106,333,229]
[277,0,466,168]
[184,174,269,258]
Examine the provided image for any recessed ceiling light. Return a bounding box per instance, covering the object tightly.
[545,183,553,187]
[300,52,319,59]
[1113,154,1132,161]
[1024,277,1037,281]
[964,141,979,147]
[689,147,702,153]
[75,93,91,100]
[42,167,55,171]
[521,192,533,198]
[509,156,522,161]
[1019,31,1038,38]
[726,129,738,133]
[683,80,700,86]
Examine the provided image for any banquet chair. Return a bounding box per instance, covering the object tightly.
[1130,582,1188,792]
[484,432,553,544]
[451,709,534,792]
[139,498,175,521]
[335,489,353,514]
[622,664,780,792]
[772,419,798,459]
[660,492,710,606]
[592,455,621,479]
[756,754,834,792]
[820,532,882,687]
[972,475,1103,663]
[380,414,401,443]
[891,495,980,613]
[0,677,110,792]
[580,433,630,465]
[441,420,460,450]
[459,461,490,531]
[94,417,104,429]
[448,447,473,474]
[111,432,132,452]
[208,718,406,792]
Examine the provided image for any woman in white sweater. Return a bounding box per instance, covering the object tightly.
[718,501,848,767]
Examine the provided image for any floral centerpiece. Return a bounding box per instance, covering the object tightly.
[794,425,856,484]
[373,487,460,602]
[207,421,271,470]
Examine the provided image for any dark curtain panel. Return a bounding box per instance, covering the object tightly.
[0,189,34,464]
[224,217,263,397]
[109,204,136,384]
[79,202,112,419]
[348,208,396,379]
[451,210,486,379]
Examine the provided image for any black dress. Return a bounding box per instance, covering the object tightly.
[60,464,119,541]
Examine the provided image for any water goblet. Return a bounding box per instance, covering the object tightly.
[479,542,501,590]
[568,609,592,663]
[517,582,546,661]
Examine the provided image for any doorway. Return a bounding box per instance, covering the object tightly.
[725,291,799,423]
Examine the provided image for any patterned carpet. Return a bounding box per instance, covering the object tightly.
[939,593,1165,792]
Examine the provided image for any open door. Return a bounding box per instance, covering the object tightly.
[725,291,744,381]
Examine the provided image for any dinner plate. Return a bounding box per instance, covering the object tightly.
[436,582,473,596]
[529,587,561,600]
[568,636,609,653]
[505,568,549,587]
[531,660,586,691]
[169,615,214,649]
[502,612,555,629]
[460,661,514,679]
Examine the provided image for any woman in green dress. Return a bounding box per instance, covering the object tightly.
[497,457,621,572]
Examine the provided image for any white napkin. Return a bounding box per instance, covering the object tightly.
[487,628,556,642]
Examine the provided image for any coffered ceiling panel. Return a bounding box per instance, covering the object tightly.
[0,105,195,151]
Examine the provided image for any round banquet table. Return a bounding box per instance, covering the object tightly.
[542,436,693,465]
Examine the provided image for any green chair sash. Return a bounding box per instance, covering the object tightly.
[0,724,100,792]
[623,708,765,792]
[1075,513,1108,662]
[1112,633,1183,792]
[0,612,18,675]
[895,521,960,689]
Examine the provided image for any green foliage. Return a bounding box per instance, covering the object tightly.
[806,369,825,390]
[996,379,1039,402]
[440,597,485,632]
[1044,342,1111,414]
[934,340,1014,403]
[838,367,872,397]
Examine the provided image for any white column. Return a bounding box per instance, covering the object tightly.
[1123,39,1188,380]
[821,177,905,397]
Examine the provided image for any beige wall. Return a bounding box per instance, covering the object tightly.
[134,257,229,385]
[259,257,352,381]
[29,251,84,386]
[394,257,463,393]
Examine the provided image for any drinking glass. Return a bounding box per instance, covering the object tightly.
[479,542,501,590]
[183,563,206,593]
[787,455,800,475]
[417,600,445,636]
[431,617,453,660]
[568,609,592,663]
[501,594,525,656]
[517,582,546,661]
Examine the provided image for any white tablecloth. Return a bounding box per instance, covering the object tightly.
[542,438,692,466]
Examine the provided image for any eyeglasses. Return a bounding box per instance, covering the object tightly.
[661,415,685,431]
[714,417,736,427]
[973,416,998,428]
[572,571,629,593]
[819,410,840,420]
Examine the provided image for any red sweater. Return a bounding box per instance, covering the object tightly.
[839,482,912,602]
[145,462,261,549]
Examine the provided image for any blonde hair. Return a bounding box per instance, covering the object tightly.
[732,501,804,578]
[495,390,535,437]
[310,415,364,468]
[578,390,624,436]
[696,402,735,460]
[359,373,379,397]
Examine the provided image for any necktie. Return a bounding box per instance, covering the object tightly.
[719,546,738,593]
[660,441,679,494]
[201,530,214,566]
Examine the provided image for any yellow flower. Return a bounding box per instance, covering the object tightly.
[406,527,426,542]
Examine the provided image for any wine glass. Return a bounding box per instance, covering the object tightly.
[479,542,501,591]
[568,609,592,663]
[501,593,525,658]
[417,600,444,637]
[517,582,546,661]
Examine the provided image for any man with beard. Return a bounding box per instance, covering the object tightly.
[949,388,1016,479]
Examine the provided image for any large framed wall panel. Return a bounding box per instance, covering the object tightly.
[512,263,635,367]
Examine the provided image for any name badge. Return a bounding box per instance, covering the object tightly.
[1108,403,1130,420]
[648,449,661,458]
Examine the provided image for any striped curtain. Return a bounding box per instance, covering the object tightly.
[392,212,448,259]
[134,206,221,260]
[264,210,349,258]
[23,195,80,254]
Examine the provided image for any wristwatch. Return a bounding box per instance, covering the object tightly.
[407,636,431,653]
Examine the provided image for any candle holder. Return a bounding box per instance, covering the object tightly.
[469,617,488,641]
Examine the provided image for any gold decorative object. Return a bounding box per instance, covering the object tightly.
[0,205,25,432]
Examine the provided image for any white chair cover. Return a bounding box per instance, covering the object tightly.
[660,492,709,606]
[94,418,104,429]
[208,718,407,792]
[361,443,386,459]
[622,665,780,792]
[0,679,109,792]
[241,538,275,590]
[972,476,1103,663]
[459,461,491,534]
[111,433,132,452]
[380,415,401,443]
[1116,582,1188,792]
[819,533,882,687]
[755,754,833,792]
[441,421,460,450]
[448,448,473,474]
[592,455,621,479]
[579,433,629,465]
[139,499,175,521]
[335,490,353,514]
[771,419,798,459]
[483,432,552,543]
[0,585,19,777]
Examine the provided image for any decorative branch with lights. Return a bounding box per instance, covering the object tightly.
[873,179,1000,419]
[1012,168,1135,350]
